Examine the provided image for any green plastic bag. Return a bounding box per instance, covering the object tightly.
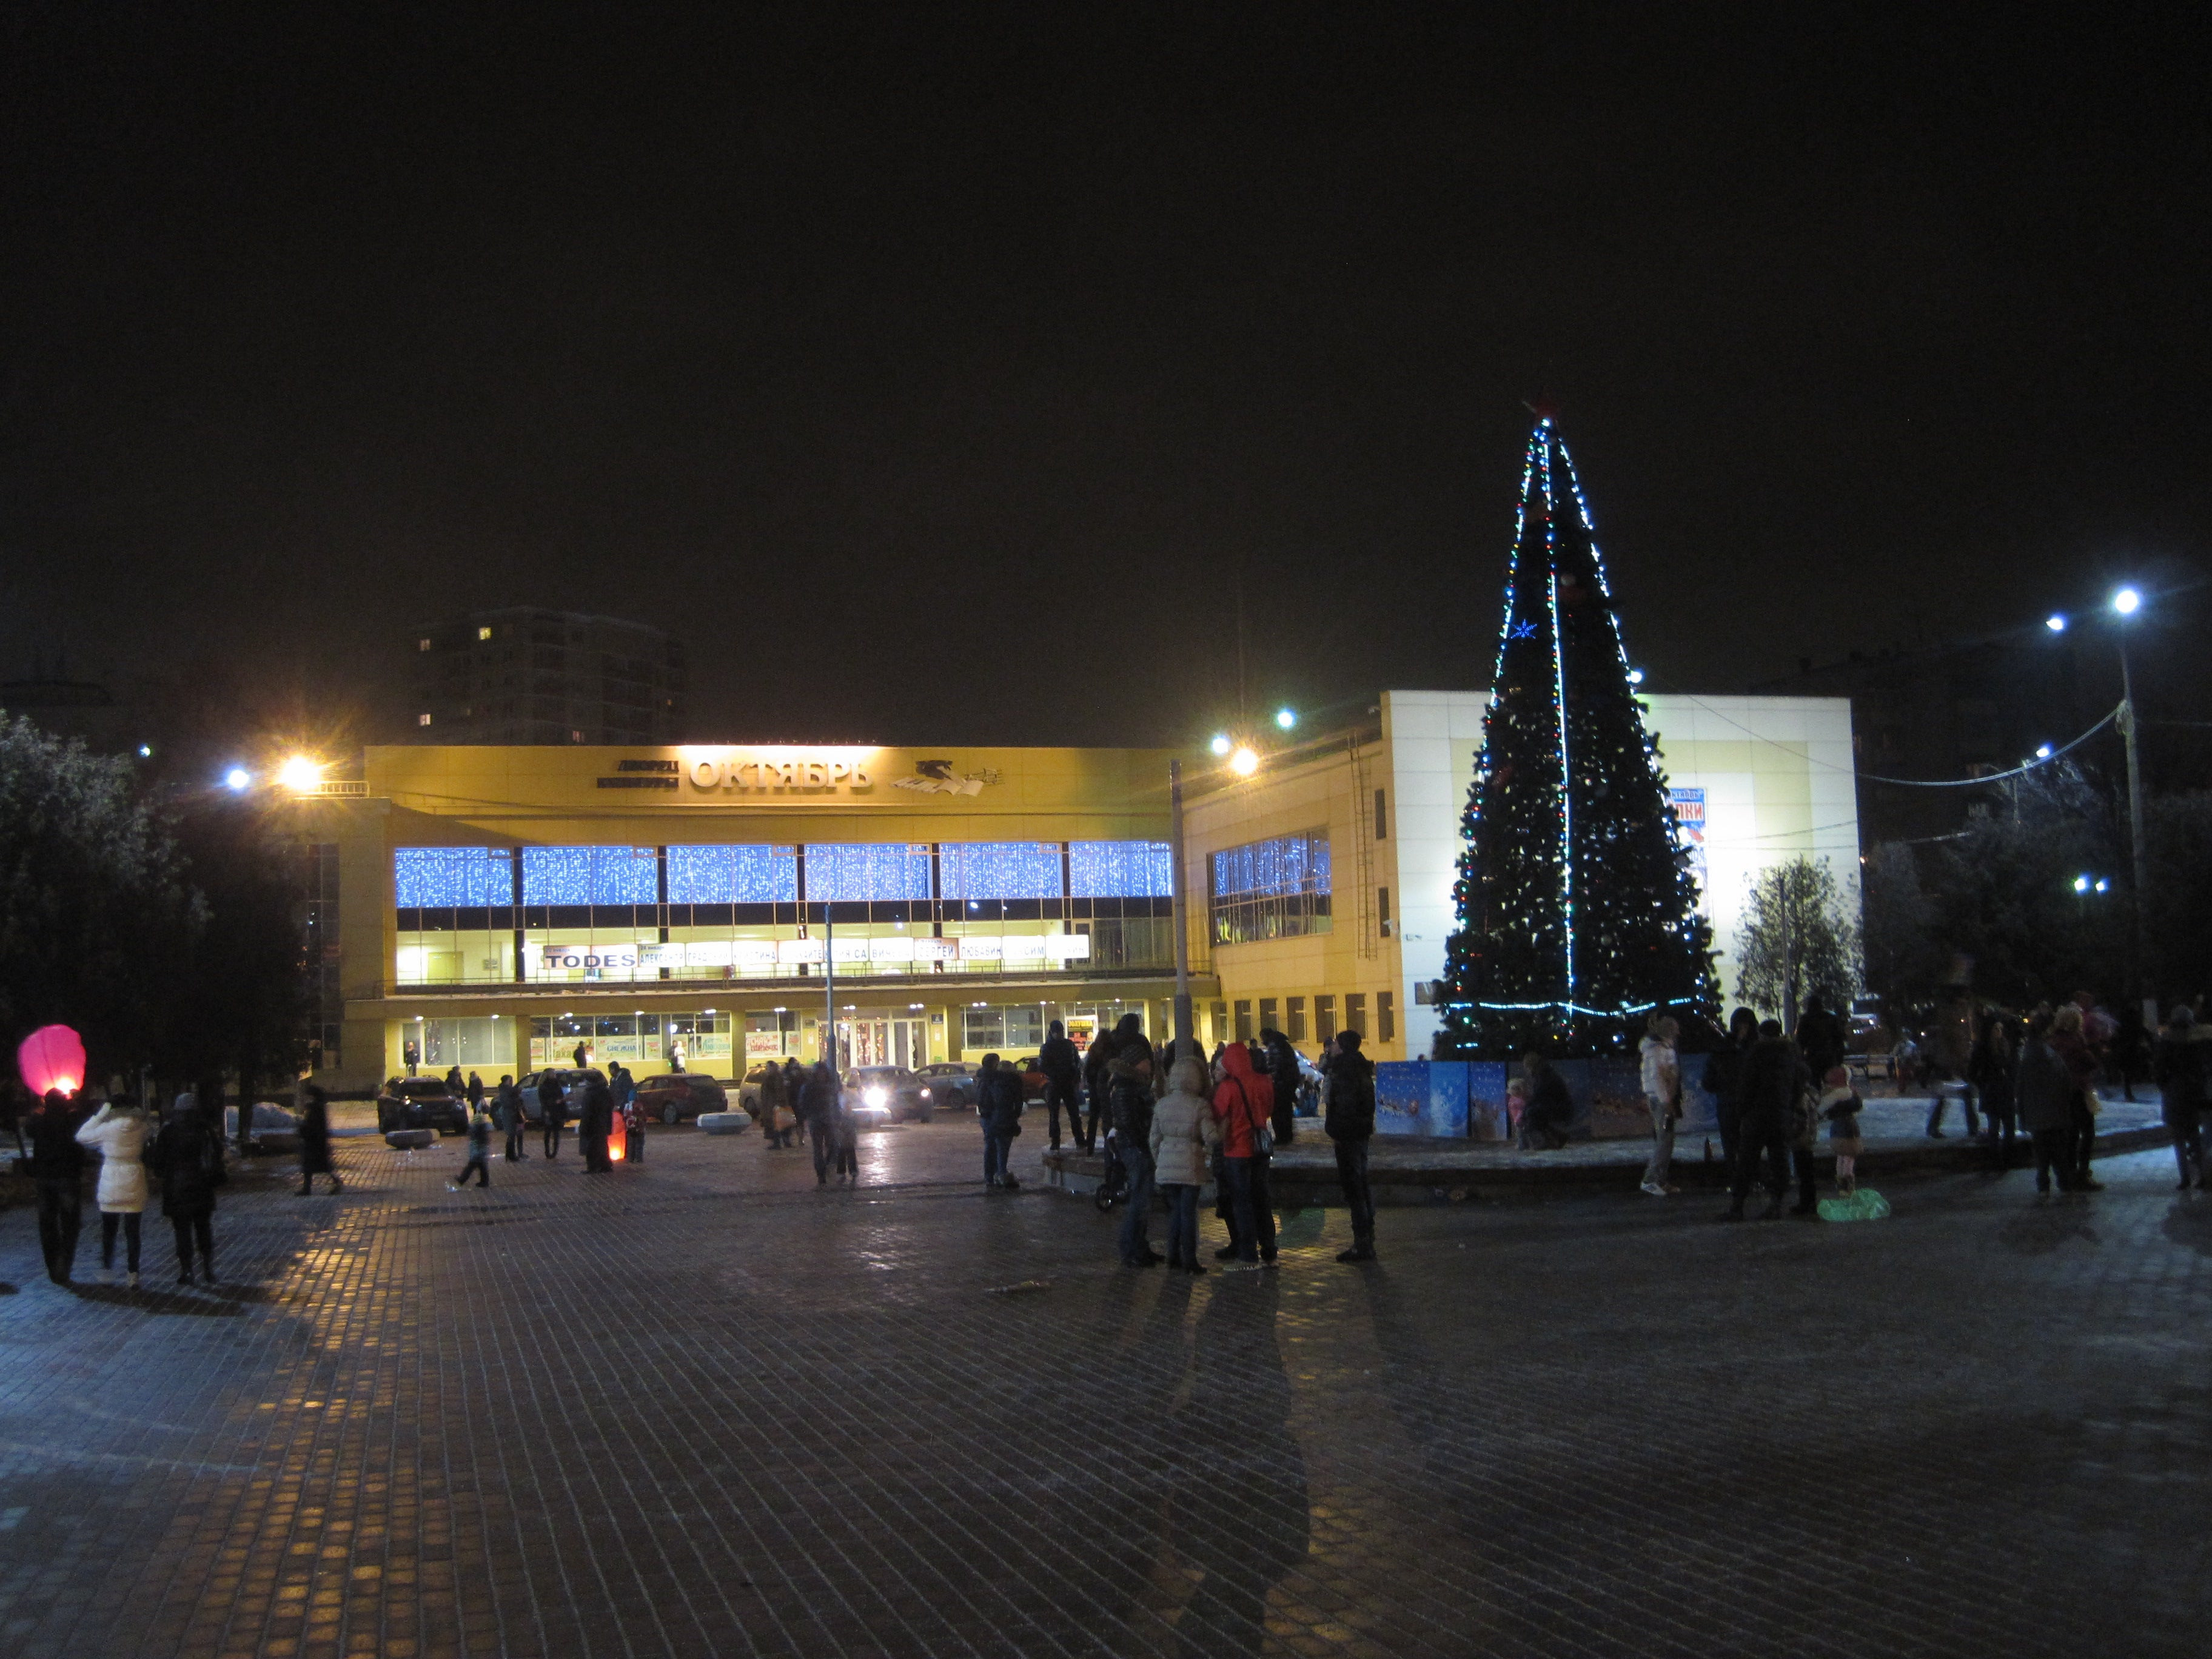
[1818,1187,1889,1222]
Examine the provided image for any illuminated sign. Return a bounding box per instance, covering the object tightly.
[685,753,874,793]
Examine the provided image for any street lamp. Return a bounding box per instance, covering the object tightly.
[1274,707,1298,731]
[2111,585,2153,1025]
[1229,745,1260,777]
[2045,613,2068,633]
[223,766,252,791]
[277,755,323,793]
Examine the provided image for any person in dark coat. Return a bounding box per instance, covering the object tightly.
[26,1088,90,1284]
[451,1101,493,1190]
[466,1071,485,1113]
[147,1093,226,1286]
[757,1061,791,1148]
[1797,995,1848,1081]
[2152,1007,2208,1191]
[496,1074,528,1161]
[783,1057,809,1147]
[1726,1021,1808,1221]
[578,1074,615,1173]
[445,1064,466,1099]
[976,1053,1024,1188]
[297,1082,341,1195]
[1037,1021,1082,1152]
[1104,1014,1159,1266]
[614,1064,643,1163]
[538,1071,568,1159]
[2016,1013,2076,1193]
[1971,1012,2019,1170]
[1082,1031,1113,1154]
[1519,1051,1575,1149]
[1325,1030,1378,1261]
[1261,1029,1301,1147]
[800,1062,843,1185]
[1700,1008,1761,1183]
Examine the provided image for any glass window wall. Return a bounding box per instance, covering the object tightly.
[1209,830,1333,945]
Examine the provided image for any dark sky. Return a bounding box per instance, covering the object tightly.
[3,3,2207,749]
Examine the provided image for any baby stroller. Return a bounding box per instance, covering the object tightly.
[1093,1127,1128,1212]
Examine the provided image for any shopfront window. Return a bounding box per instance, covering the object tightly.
[666,844,797,903]
[1209,830,1333,945]
[396,846,515,907]
[522,846,659,905]
[805,843,932,902]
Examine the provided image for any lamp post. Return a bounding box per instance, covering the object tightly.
[2112,586,2154,1026]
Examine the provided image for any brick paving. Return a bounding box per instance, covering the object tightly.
[1,1118,2206,1657]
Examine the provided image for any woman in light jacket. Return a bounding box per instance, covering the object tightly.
[1148,1057,1220,1275]
[76,1093,150,1287]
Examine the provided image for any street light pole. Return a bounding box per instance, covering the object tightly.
[2117,629,2155,1027]
[1169,758,1195,1065]
[824,910,836,1068]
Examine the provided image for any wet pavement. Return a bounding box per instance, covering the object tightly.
[1,1116,2205,1657]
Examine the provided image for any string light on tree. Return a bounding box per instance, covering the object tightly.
[1434,409,1718,1059]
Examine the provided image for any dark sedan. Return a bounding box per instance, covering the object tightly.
[634,1072,726,1124]
[376,1077,469,1135]
[518,1068,604,1124]
[914,1061,980,1110]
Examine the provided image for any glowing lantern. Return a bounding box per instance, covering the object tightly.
[608,1112,628,1162]
[18,1024,87,1096]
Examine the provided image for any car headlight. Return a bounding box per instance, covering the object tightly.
[864,1087,887,1107]
[919,1087,931,1098]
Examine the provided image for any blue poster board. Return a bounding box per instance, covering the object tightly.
[1374,1061,1427,1136]
[1424,1062,1470,1138]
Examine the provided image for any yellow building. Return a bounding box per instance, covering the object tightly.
[300,742,1217,1091]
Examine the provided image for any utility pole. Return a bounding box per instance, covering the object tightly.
[2118,641,2155,1028]
[824,910,837,1069]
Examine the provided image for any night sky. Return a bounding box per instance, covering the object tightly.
[3,5,2207,750]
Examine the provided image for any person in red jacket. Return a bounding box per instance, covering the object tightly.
[1212,1041,1278,1267]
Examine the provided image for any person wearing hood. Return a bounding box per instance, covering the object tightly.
[77,1092,150,1287]
[1324,1029,1378,1262]
[451,1097,494,1191]
[27,1088,90,1285]
[298,1082,341,1195]
[1520,1052,1574,1150]
[1818,1065,1865,1196]
[1213,1040,1279,1267]
[2152,1006,2208,1190]
[446,1064,466,1099]
[1037,1020,1082,1153]
[783,1057,809,1148]
[1105,1014,1162,1267]
[2049,1004,2105,1191]
[1261,1028,1301,1147]
[1638,1014,1683,1198]
[1150,1056,1220,1273]
[1971,1010,2019,1171]
[147,1092,226,1287]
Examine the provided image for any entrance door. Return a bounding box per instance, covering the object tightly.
[890,1017,925,1070]
[835,1015,927,1070]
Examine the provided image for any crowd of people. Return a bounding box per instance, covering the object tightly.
[20,1087,230,1288]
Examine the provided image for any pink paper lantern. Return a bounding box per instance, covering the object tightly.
[18,1024,87,1096]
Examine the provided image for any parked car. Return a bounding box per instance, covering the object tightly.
[1008,1056,1051,1104]
[377,1076,468,1135]
[737,1059,802,1119]
[517,1068,605,1125]
[223,1102,301,1154]
[842,1065,930,1124]
[914,1061,981,1110]
[634,1072,726,1124]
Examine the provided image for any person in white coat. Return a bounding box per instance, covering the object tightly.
[1639,1014,1683,1198]
[76,1094,150,1287]
[1148,1057,1221,1274]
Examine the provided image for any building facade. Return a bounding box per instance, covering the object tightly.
[298,690,1855,1090]
[1183,689,1860,1063]
[300,743,1208,1090]
[408,609,687,746]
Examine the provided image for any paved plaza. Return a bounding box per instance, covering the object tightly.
[1,1118,2206,1658]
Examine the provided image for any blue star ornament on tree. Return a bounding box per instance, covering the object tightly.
[1434,412,1718,1059]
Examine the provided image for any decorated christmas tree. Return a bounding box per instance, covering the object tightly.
[1435,412,1717,1059]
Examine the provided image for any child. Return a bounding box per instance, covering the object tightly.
[1820,1065,1864,1195]
[1506,1075,1529,1145]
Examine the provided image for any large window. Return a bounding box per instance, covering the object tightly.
[1070,840,1173,898]
[1210,830,1333,945]
[805,843,933,902]
[666,844,797,903]
[522,846,659,906]
[939,842,1062,900]
[396,846,515,907]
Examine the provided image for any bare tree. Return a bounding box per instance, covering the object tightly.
[1735,857,1862,1029]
